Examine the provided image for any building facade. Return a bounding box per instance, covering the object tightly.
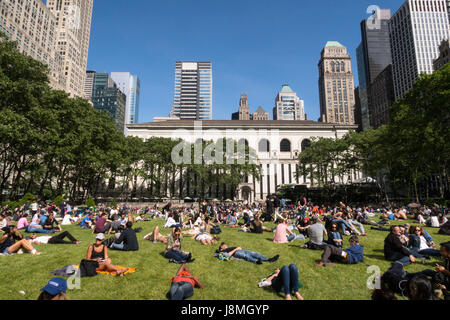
[356,9,392,130]
[389,0,450,99]
[0,0,66,91]
[170,61,212,120]
[369,64,395,129]
[252,106,269,121]
[273,85,305,121]
[46,0,93,98]
[318,41,356,125]
[91,72,126,133]
[433,38,450,70]
[111,72,141,126]
[127,120,360,202]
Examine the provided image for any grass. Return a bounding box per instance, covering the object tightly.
[0,217,448,300]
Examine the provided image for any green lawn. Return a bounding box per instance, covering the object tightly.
[0,217,448,300]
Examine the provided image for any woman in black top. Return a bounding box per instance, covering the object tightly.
[0,226,40,255]
[86,234,128,276]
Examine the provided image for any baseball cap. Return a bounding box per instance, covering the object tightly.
[41,278,67,296]
[96,233,105,241]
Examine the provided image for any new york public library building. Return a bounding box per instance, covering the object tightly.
[127,119,361,203]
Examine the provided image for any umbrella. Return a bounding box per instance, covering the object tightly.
[184,197,192,200]
[225,199,232,202]
[408,203,421,208]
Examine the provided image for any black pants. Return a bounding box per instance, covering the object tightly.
[321,245,350,264]
[48,231,77,244]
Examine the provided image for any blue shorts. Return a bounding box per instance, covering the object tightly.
[2,247,10,254]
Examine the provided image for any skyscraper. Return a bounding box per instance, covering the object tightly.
[0,0,66,91]
[111,72,141,125]
[84,70,96,100]
[170,61,212,120]
[318,42,356,125]
[356,9,392,130]
[232,93,251,120]
[46,0,94,98]
[389,0,450,99]
[273,85,305,121]
[90,72,126,133]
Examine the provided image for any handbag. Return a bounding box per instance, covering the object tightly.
[79,259,99,277]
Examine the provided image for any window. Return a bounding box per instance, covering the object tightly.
[258,139,270,153]
[280,139,291,152]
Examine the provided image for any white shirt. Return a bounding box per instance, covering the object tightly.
[31,203,38,211]
[32,236,51,244]
[419,236,429,251]
[164,217,177,228]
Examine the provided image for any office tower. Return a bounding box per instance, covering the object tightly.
[318,42,356,125]
[232,93,251,120]
[356,9,392,130]
[369,64,395,129]
[252,106,269,120]
[353,87,363,131]
[84,70,96,100]
[46,0,94,98]
[434,39,450,70]
[111,72,141,125]
[0,0,66,91]
[273,85,305,120]
[170,61,212,120]
[389,0,450,99]
[91,72,126,133]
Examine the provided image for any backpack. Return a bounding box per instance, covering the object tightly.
[439,221,450,235]
[79,259,99,277]
[210,225,222,234]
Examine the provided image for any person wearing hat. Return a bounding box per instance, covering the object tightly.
[38,278,69,300]
[86,233,129,276]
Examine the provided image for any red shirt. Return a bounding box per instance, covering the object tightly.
[172,271,196,287]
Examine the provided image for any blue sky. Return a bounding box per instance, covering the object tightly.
[86,0,405,123]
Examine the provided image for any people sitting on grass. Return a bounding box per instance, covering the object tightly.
[17,213,29,230]
[273,218,295,244]
[168,264,205,300]
[43,214,62,233]
[326,222,343,248]
[106,214,122,235]
[164,227,194,264]
[1,226,41,255]
[302,216,327,250]
[0,214,8,229]
[384,225,416,266]
[86,233,129,276]
[416,241,450,291]
[27,218,51,234]
[93,213,107,234]
[80,213,93,229]
[316,236,364,267]
[259,264,304,300]
[216,242,279,265]
[225,211,239,228]
[29,231,81,245]
[110,221,139,251]
[408,226,441,258]
[38,277,69,300]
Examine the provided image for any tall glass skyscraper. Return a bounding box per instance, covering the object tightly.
[389,0,450,99]
[170,61,212,120]
[90,72,126,133]
[110,72,141,126]
[356,9,392,130]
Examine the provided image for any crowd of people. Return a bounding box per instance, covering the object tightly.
[1,195,449,300]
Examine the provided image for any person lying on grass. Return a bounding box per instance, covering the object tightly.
[216,242,279,265]
[86,233,128,277]
[259,264,304,300]
[169,264,205,300]
[29,231,81,245]
[0,226,41,255]
[315,236,364,267]
[144,225,169,244]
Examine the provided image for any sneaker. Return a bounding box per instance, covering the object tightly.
[17,249,24,255]
[269,255,280,263]
[143,232,153,240]
[256,259,263,265]
[344,231,351,236]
